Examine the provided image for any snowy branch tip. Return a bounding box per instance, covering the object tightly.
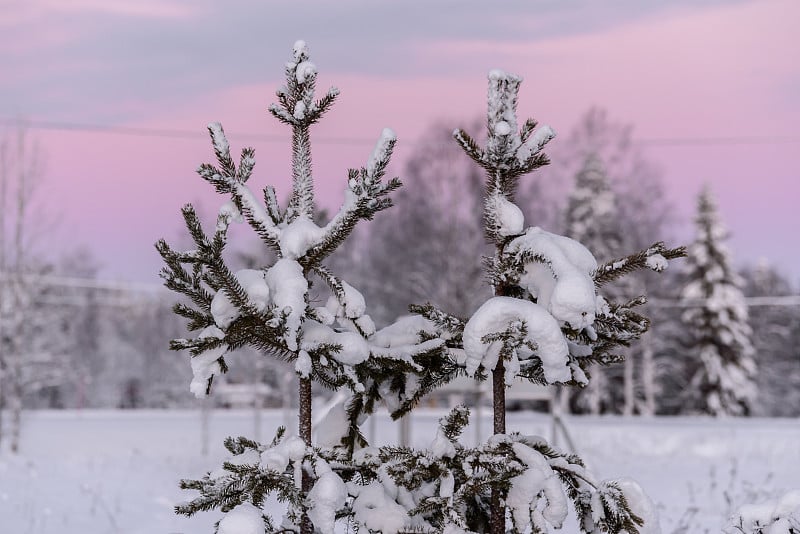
[366,128,397,176]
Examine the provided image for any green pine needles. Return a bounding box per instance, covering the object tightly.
[159,42,685,534]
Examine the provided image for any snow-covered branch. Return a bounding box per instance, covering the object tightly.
[593,242,686,288]
[304,128,401,266]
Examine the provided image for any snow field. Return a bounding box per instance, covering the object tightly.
[0,409,797,533]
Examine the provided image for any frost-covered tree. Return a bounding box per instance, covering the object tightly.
[562,153,627,415]
[550,109,674,417]
[158,41,407,534]
[564,154,622,264]
[449,70,682,534]
[163,44,684,534]
[680,186,756,416]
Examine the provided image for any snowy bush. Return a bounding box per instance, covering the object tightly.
[725,490,800,533]
[159,42,684,534]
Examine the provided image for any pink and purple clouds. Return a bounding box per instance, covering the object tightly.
[1,0,798,282]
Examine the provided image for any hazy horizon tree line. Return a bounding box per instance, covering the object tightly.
[1,110,798,435]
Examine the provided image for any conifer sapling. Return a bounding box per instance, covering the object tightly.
[160,43,686,534]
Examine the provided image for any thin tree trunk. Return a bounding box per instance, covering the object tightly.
[14,128,28,275]
[623,350,634,416]
[9,129,28,455]
[491,272,508,534]
[253,396,262,443]
[640,336,656,416]
[554,385,570,415]
[490,361,506,534]
[10,382,21,453]
[0,367,5,450]
[1,137,8,270]
[587,365,602,415]
[282,369,293,431]
[399,414,411,447]
[0,138,7,451]
[492,362,506,435]
[299,376,313,534]
[200,396,210,456]
[299,376,312,445]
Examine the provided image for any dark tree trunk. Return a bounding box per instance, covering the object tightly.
[491,361,506,534]
[299,376,313,534]
[492,362,506,435]
[491,273,508,534]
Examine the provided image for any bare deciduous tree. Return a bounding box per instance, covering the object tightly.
[0,126,71,452]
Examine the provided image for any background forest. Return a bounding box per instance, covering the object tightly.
[1,109,797,422]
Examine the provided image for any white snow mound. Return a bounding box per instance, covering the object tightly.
[218,502,264,534]
[462,296,570,384]
[508,227,598,330]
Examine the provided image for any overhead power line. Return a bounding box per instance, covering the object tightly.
[649,296,800,308]
[3,271,799,308]
[0,118,373,146]
[2,117,799,148]
[0,271,163,294]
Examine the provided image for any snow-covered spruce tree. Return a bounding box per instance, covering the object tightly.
[163,48,684,534]
[564,154,622,265]
[156,41,406,534]
[680,186,756,416]
[445,69,683,534]
[562,153,626,415]
[555,109,675,417]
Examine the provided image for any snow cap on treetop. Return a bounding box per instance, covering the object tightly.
[293,40,308,60]
[488,69,522,83]
[296,61,317,84]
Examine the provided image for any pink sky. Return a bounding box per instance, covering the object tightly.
[1,0,798,283]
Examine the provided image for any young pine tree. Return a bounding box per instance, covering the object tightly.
[162,44,685,534]
[680,186,756,416]
[450,70,683,534]
[157,41,404,534]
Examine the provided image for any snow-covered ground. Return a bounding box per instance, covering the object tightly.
[0,409,797,533]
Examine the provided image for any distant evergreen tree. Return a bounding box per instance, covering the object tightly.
[563,153,626,414]
[565,153,622,263]
[160,43,684,534]
[554,109,673,417]
[681,186,756,416]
